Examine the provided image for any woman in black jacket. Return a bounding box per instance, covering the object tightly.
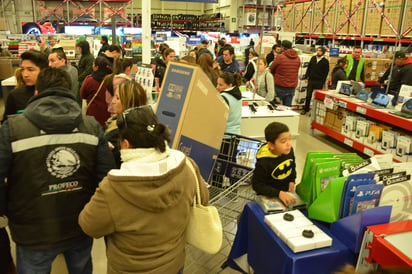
[330,57,348,89]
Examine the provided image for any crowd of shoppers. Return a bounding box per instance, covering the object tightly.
[1,35,411,274]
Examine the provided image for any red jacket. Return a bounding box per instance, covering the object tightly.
[270,49,301,88]
[80,74,111,127]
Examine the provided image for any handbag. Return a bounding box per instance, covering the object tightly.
[86,80,105,110]
[185,160,223,254]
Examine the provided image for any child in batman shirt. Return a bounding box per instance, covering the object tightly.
[252,122,297,206]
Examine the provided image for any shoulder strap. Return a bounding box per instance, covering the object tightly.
[87,80,105,110]
[186,159,201,205]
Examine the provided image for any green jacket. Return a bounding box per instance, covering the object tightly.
[345,54,365,82]
[78,53,95,84]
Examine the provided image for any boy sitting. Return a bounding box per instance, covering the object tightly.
[252,122,297,206]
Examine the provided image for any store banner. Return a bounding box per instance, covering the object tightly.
[161,0,218,2]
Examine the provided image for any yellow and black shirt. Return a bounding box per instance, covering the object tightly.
[252,143,296,198]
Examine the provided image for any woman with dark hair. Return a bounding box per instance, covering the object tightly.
[77,40,94,88]
[80,56,112,127]
[217,72,242,135]
[77,40,95,106]
[153,48,175,87]
[243,50,259,83]
[330,57,349,89]
[214,72,243,186]
[79,106,209,274]
[198,53,220,86]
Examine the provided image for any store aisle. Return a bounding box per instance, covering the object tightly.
[1,93,352,273]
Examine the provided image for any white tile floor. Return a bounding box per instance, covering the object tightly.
[1,96,352,273]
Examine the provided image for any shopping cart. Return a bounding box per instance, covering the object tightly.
[184,134,263,273]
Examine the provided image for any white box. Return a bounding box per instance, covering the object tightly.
[264,210,333,253]
[342,115,356,137]
[380,130,399,152]
[394,136,412,162]
[354,120,370,143]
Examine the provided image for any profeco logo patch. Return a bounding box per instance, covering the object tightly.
[47,147,80,179]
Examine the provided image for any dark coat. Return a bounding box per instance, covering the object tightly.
[78,53,95,84]
[304,56,329,83]
[330,67,348,89]
[152,56,167,86]
[2,85,35,123]
[389,56,412,94]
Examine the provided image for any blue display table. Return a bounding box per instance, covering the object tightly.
[226,202,358,274]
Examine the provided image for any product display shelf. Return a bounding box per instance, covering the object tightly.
[314,90,412,131]
[311,90,412,162]
[280,0,412,42]
[296,34,412,44]
[311,121,393,160]
[238,3,278,32]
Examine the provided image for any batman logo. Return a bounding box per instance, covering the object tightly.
[272,159,293,180]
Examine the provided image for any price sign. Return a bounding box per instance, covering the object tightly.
[356,106,367,115]
[338,101,347,109]
[344,138,354,147]
[324,96,336,110]
[363,147,375,157]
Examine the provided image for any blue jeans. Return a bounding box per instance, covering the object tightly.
[275,86,296,107]
[16,237,93,274]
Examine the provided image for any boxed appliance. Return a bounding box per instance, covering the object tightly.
[156,61,229,180]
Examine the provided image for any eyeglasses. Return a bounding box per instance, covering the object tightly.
[120,105,153,130]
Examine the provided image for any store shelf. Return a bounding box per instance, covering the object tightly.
[296,34,412,44]
[242,26,278,30]
[238,3,279,32]
[310,121,398,160]
[240,5,277,9]
[279,0,412,43]
[314,90,412,131]
[279,0,312,4]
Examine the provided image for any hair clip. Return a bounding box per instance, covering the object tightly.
[147,125,155,132]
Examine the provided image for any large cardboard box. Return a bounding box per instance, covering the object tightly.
[323,107,345,132]
[156,61,229,180]
[0,58,21,80]
[364,4,382,36]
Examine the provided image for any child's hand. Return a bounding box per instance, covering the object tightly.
[279,191,296,206]
[288,182,295,192]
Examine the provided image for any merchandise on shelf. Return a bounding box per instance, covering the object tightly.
[311,90,412,163]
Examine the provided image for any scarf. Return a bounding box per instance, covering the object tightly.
[120,145,170,163]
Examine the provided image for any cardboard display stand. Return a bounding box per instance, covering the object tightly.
[156,61,229,180]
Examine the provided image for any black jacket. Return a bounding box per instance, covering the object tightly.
[152,56,167,86]
[330,67,348,89]
[266,52,275,65]
[98,43,109,57]
[252,144,296,198]
[2,85,35,123]
[389,57,412,94]
[1,87,116,249]
[304,56,329,83]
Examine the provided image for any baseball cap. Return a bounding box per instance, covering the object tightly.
[394,51,406,59]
